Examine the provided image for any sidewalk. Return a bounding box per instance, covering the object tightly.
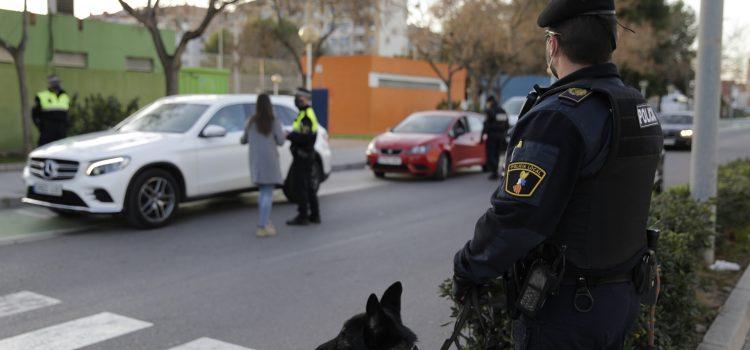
[0,139,370,209]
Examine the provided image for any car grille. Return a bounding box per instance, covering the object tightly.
[26,187,88,207]
[381,148,402,155]
[29,158,79,180]
[663,130,678,137]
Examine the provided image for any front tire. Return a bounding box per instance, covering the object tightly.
[374,171,385,178]
[433,153,449,181]
[125,169,179,229]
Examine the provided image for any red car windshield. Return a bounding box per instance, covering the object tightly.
[392,115,454,134]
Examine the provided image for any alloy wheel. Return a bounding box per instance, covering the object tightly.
[137,177,176,224]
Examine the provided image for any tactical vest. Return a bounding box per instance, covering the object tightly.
[543,79,663,272]
[37,90,70,112]
[293,107,319,133]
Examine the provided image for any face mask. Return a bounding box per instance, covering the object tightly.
[546,39,559,79]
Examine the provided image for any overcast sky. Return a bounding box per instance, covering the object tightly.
[0,0,746,30]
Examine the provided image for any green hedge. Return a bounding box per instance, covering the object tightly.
[68,94,139,136]
[440,159,750,349]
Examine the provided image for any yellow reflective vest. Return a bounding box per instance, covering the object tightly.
[37,90,70,112]
[293,107,319,134]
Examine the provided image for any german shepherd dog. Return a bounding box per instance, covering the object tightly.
[315,282,419,350]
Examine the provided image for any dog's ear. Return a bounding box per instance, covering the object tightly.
[380,281,402,315]
[366,293,381,318]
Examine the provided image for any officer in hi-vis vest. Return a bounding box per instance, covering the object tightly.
[451,0,663,348]
[33,75,71,146]
[286,87,321,226]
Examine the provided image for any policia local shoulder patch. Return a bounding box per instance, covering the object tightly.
[504,162,547,197]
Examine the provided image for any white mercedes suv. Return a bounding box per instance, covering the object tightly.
[23,94,332,228]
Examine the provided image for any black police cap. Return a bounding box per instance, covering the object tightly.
[537,0,615,28]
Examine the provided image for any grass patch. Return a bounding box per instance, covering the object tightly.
[330,133,377,140]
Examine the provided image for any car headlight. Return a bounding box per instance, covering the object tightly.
[366,141,378,155]
[679,129,693,138]
[409,145,431,154]
[86,156,131,176]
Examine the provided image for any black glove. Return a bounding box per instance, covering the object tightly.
[451,275,475,304]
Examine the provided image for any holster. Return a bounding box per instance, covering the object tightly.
[506,244,567,319]
[633,229,660,306]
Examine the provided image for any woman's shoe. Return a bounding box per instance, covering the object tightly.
[256,227,270,237]
[265,222,277,236]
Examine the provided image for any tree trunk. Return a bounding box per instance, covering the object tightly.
[164,60,180,96]
[445,78,452,109]
[14,54,32,153]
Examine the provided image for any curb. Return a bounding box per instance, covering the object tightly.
[698,264,750,350]
[0,162,24,172]
[0,225,97,247]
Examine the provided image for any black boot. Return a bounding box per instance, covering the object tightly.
[309,214,321,224]
[488,172,499,180]
[286,215,310,226]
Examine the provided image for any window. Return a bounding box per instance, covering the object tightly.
[125,57,154,72]
[468,116,484,132]
[452,118,468,136]
[53,51,87,68]
[207,104,248,133]
[117,103,208,134]
[273,105,298,126]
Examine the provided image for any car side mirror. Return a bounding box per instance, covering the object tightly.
[201,125,227,138]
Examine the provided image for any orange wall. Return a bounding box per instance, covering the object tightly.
[312,55,466,135]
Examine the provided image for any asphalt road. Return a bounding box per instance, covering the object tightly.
[0,125,748,350]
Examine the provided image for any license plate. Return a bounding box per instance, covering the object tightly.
[33,182,63,197]
[663,138,676,146]
[377,156,402,166]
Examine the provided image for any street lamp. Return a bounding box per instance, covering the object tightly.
[271,74,283,95]
[298,1,319,91]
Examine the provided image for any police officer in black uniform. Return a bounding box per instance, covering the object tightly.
[451,0,663,348]
[33,75,71,146]
[482,95,508,180]
[286,88,322,226]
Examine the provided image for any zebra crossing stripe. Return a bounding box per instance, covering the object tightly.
[168,337,255,350]
[0,291,60,319]
[0,312,152,350]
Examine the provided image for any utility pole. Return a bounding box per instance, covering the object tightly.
[690,0,724,265]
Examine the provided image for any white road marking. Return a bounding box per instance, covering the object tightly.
[0,291,60,319]
[168,337,255,350]
[0,312,152,350]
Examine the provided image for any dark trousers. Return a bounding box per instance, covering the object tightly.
[291,156,319,218]
[513,282,640,350]
[485,135,504,175]
[38,120,68,146]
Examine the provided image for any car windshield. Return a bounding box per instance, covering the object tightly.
[660,114,693,125]
[503,98,525,115]
[392,114,454,134]
[117,102,209,133]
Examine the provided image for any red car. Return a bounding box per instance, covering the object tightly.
[366,111,486,180]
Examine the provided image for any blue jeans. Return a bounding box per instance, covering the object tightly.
[258,185,274,227]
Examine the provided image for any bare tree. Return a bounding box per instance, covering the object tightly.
[118,0,240,95]
[267,0,389,86]
[410,26,463,107]
[0,1,32,153]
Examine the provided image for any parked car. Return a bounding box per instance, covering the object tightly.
[659,111,693,149]
[22,94,332,228]
[366,111,486,180]
[502,96,526,144]
[502,96,526,127]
